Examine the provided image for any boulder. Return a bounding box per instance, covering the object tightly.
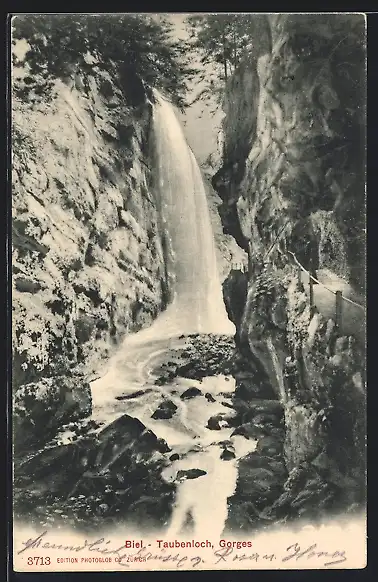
[222,269,248,337]
[14,441,93,496]
[206,413,233,430]
[115,388,153,401]
[15,277,42,294]
[151,408,174,420]
[15,413,172,510]
[138,430,171,455]
[206,415,222,430]
[13,376,92,451]
[205,392,216,403]
[97,415,171,459]
[180,387,203,400]
[255,435,284,458]
[231,422,269,439]
[176,469,207,481]
[233,452,288,505]
[221,448,236,461]
[151,400,178,420]
[234,374,277,401]
[98,414,146,443]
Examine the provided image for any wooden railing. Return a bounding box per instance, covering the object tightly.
[229,248,364,332]
[288,251,365,331]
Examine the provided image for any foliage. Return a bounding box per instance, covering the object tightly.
[185,14,270,109]
[12,14,197,109]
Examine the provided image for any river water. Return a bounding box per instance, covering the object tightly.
[89,92,254,537]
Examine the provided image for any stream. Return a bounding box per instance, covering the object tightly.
[13,91,282,537]
[90,334,257,538]
[85,91,248,535]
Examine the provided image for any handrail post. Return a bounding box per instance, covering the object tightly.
[335,290,343,331]
[247,241,253,277]
[309,274,314,317]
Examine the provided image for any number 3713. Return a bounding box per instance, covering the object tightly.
[27,556,51,565]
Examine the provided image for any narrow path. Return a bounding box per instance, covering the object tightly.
[301,269,365,345]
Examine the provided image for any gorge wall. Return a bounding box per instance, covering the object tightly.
[12,50,170,451]
[216,14,366,520]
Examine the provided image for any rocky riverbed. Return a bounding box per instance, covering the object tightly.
[14,332,359,537]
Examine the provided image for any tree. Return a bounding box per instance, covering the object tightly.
[12,14,197,110]
[185,14,271,108]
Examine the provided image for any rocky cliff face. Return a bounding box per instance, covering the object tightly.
[12,52,169,451]
[214,14,365,286]
[214,14,366,519]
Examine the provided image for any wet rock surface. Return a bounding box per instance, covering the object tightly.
[12,64,170,453]
[116,388,154,401]
[206,413,234,431]
[234,372,277,401]
[176,469,207,481]
[151,400,178,420]
[154,334,237,382]
[225,387,289,532]
[255,435,284,458]
[14,413,175,532]
[180,387,202,400]
[13,376,92,453]
[14,333,290,533]
[220,446,236,461]
[13,330,364,535]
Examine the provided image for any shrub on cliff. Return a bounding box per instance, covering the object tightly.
[12,14,196,109]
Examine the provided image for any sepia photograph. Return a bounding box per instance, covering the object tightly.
[11,12,366,571]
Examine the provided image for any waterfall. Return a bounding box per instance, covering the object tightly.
[91,91,234,400]
[124,91,234,345]
[89,94,238,538]
[151,90,234,336]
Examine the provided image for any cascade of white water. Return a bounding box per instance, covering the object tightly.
[148,89,234,337]
[91,91,234,402]
[89,94,238,537]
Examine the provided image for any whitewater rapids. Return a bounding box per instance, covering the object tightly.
[90,91,243,537]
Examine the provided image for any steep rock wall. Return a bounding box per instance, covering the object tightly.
[12,56,169,450]
[214,14,366,519]
[215,14,365,287]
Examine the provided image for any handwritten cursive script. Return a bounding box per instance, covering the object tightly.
[17,531,134,566]
[17,532,203,568]
[214,543,347,567]
[282,542,347,567]
[17,532,348,568]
